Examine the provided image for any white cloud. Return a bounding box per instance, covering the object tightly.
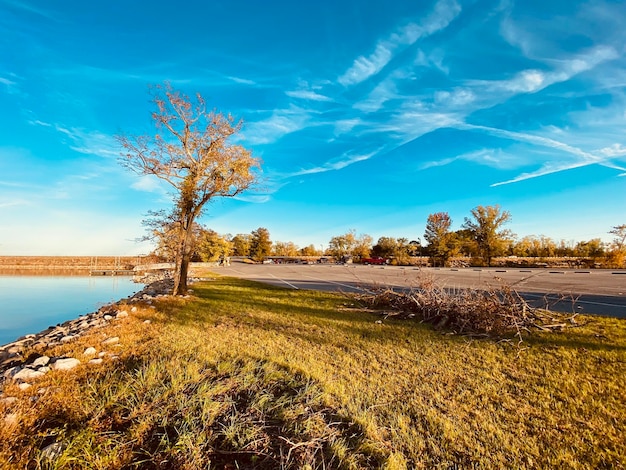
[421,149,521,170]
[599,143,626,157]
[434,88,475,106]
[286,149,381,177]
[228,76,256,85]
[243,106,311,145]
[338,0,461,86]
[53,125,119,158]
[339,43,394,87]
[459,124,626,186]
[334,118,362,135]
[353,79,397,112]
[130,175,167,193]
[285,89,332,102]
[0,76,17,87]
[482,45,618,95]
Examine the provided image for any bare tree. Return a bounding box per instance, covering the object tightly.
[609,224,626,251]
[118,83,260,295]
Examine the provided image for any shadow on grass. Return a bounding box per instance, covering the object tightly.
[164,277,626,355]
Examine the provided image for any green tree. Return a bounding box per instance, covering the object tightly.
[197,229,232,262]
[118,83,260,295]
[299,244,321,257]
[272,241,299,257]
[231,234,252,257]
[394,237,412,265]
[250,227,272,262]
[574,239,605,259]
[408,240,423,257]
[424,212,456,266]
[328,230,357,259]
[372,237,397,259]
[351,233,373,261]
[462,205,513,266]
[149,219,204,262]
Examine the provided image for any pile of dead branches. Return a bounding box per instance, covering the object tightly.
[353,279,577,338]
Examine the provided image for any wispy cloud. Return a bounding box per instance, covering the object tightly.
[458,124,626,186]
[30,120,120,158]
[285,89,332,102]
[130,175,168,194]
[338,0,461,86]
[353,78,397,112]
[0,199,28,209]
[242,106,312,145]
[228,76,256,85]
[1,0,59,20]
[600,143,626,157]
[333,118,362,135]
[0,76,17,87]
[421,149,522,170]
[471,45,618,95]
[285,149,382,177]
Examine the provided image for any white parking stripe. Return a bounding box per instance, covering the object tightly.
[269,273,299,290]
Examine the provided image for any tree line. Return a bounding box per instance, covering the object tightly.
[150,205,625,269]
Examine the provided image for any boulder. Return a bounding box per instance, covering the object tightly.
[12,368,45,382]
[51,358,80,371]
[32,356,50,368]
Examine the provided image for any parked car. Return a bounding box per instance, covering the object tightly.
[362,257,387,265]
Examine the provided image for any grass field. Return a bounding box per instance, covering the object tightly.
[1,275,624,469]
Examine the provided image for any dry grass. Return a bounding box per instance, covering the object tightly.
[351,277,577,339]
[1,275,624,469]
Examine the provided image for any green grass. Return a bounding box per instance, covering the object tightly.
[1,275,625,469]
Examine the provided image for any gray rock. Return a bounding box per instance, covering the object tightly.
[32,356,50,367]
[103,315,113,321]
[51,358,80,371]
[18,383,32,391]
[88,358,103,365]
[13,368,45,382]
[84,347,97,356]
[60,335,78,343]
[116,310,129,319]
[3,366,21,379]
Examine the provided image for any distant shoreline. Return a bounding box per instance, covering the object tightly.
[0,256,151,276]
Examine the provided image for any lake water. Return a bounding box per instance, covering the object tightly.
[0,276,142,346]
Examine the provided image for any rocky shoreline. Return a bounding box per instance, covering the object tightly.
[0,274,178,399]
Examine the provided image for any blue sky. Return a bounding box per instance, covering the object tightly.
[1,0,625,255]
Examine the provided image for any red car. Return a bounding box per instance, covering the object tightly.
[362,257,387,265]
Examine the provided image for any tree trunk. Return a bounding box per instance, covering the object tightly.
[172,214,195,296]
[173,253,190,295]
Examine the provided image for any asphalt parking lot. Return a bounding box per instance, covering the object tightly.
[218,263,626,318]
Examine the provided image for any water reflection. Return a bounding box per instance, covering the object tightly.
[0,275,141,346]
